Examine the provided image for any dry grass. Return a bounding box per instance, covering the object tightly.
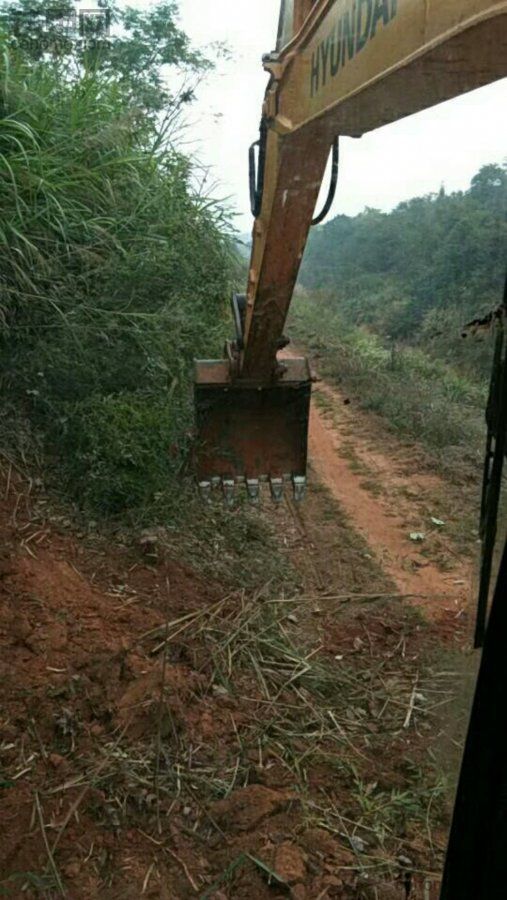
[19,588,460,893]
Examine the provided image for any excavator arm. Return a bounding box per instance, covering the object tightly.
[195,0,507,501]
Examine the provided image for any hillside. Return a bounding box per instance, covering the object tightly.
[299,163,506,378]
[289,164,505,481]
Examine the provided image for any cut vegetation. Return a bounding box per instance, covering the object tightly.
[0,465,472,899]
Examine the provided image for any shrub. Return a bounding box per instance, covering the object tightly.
[0,37,236,517]
[58,393,182,515]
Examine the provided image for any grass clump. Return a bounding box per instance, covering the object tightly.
[0,12,237,520]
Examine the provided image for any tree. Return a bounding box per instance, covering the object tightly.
[470,163,507,214]
[0,0,209,114]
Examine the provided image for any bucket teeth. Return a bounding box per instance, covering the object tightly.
[223,479,235,506]
[270,477,284,503]
[198,475,307,504]
[246,478,260,505]
[198,480,211,501]
[293,476,307,503]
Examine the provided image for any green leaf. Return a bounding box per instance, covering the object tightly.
[0,779,15,788]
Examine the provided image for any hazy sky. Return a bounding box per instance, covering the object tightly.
[133,1,507,229]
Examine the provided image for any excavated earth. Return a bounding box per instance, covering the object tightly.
[0,367,481,900]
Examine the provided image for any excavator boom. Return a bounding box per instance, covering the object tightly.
[195,0,507,500]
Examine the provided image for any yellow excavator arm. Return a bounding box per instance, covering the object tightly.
[195,0,507,502]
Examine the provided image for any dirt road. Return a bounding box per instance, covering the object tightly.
[306,372,474,614]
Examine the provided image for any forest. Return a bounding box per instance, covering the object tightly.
[291,165,506,473]
[300,163,506,371]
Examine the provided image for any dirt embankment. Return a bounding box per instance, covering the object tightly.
[0,360,478,899]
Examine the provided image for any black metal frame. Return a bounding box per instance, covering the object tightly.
[440,274,507,897]
[440,534,507,898]
[475,291,507,646]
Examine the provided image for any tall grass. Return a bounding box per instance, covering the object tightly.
[291,292,488,476]
[0,44,236,517]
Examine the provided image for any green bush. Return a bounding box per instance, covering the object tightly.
[0,26,237,517]
[58,393,182,515]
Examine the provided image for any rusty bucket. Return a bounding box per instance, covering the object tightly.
[194,357,311,502]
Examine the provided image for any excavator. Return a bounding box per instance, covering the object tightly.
[194,2,507,897]
[195,0,507,506]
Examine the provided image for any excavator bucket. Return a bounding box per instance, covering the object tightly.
[194,357,311,503]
